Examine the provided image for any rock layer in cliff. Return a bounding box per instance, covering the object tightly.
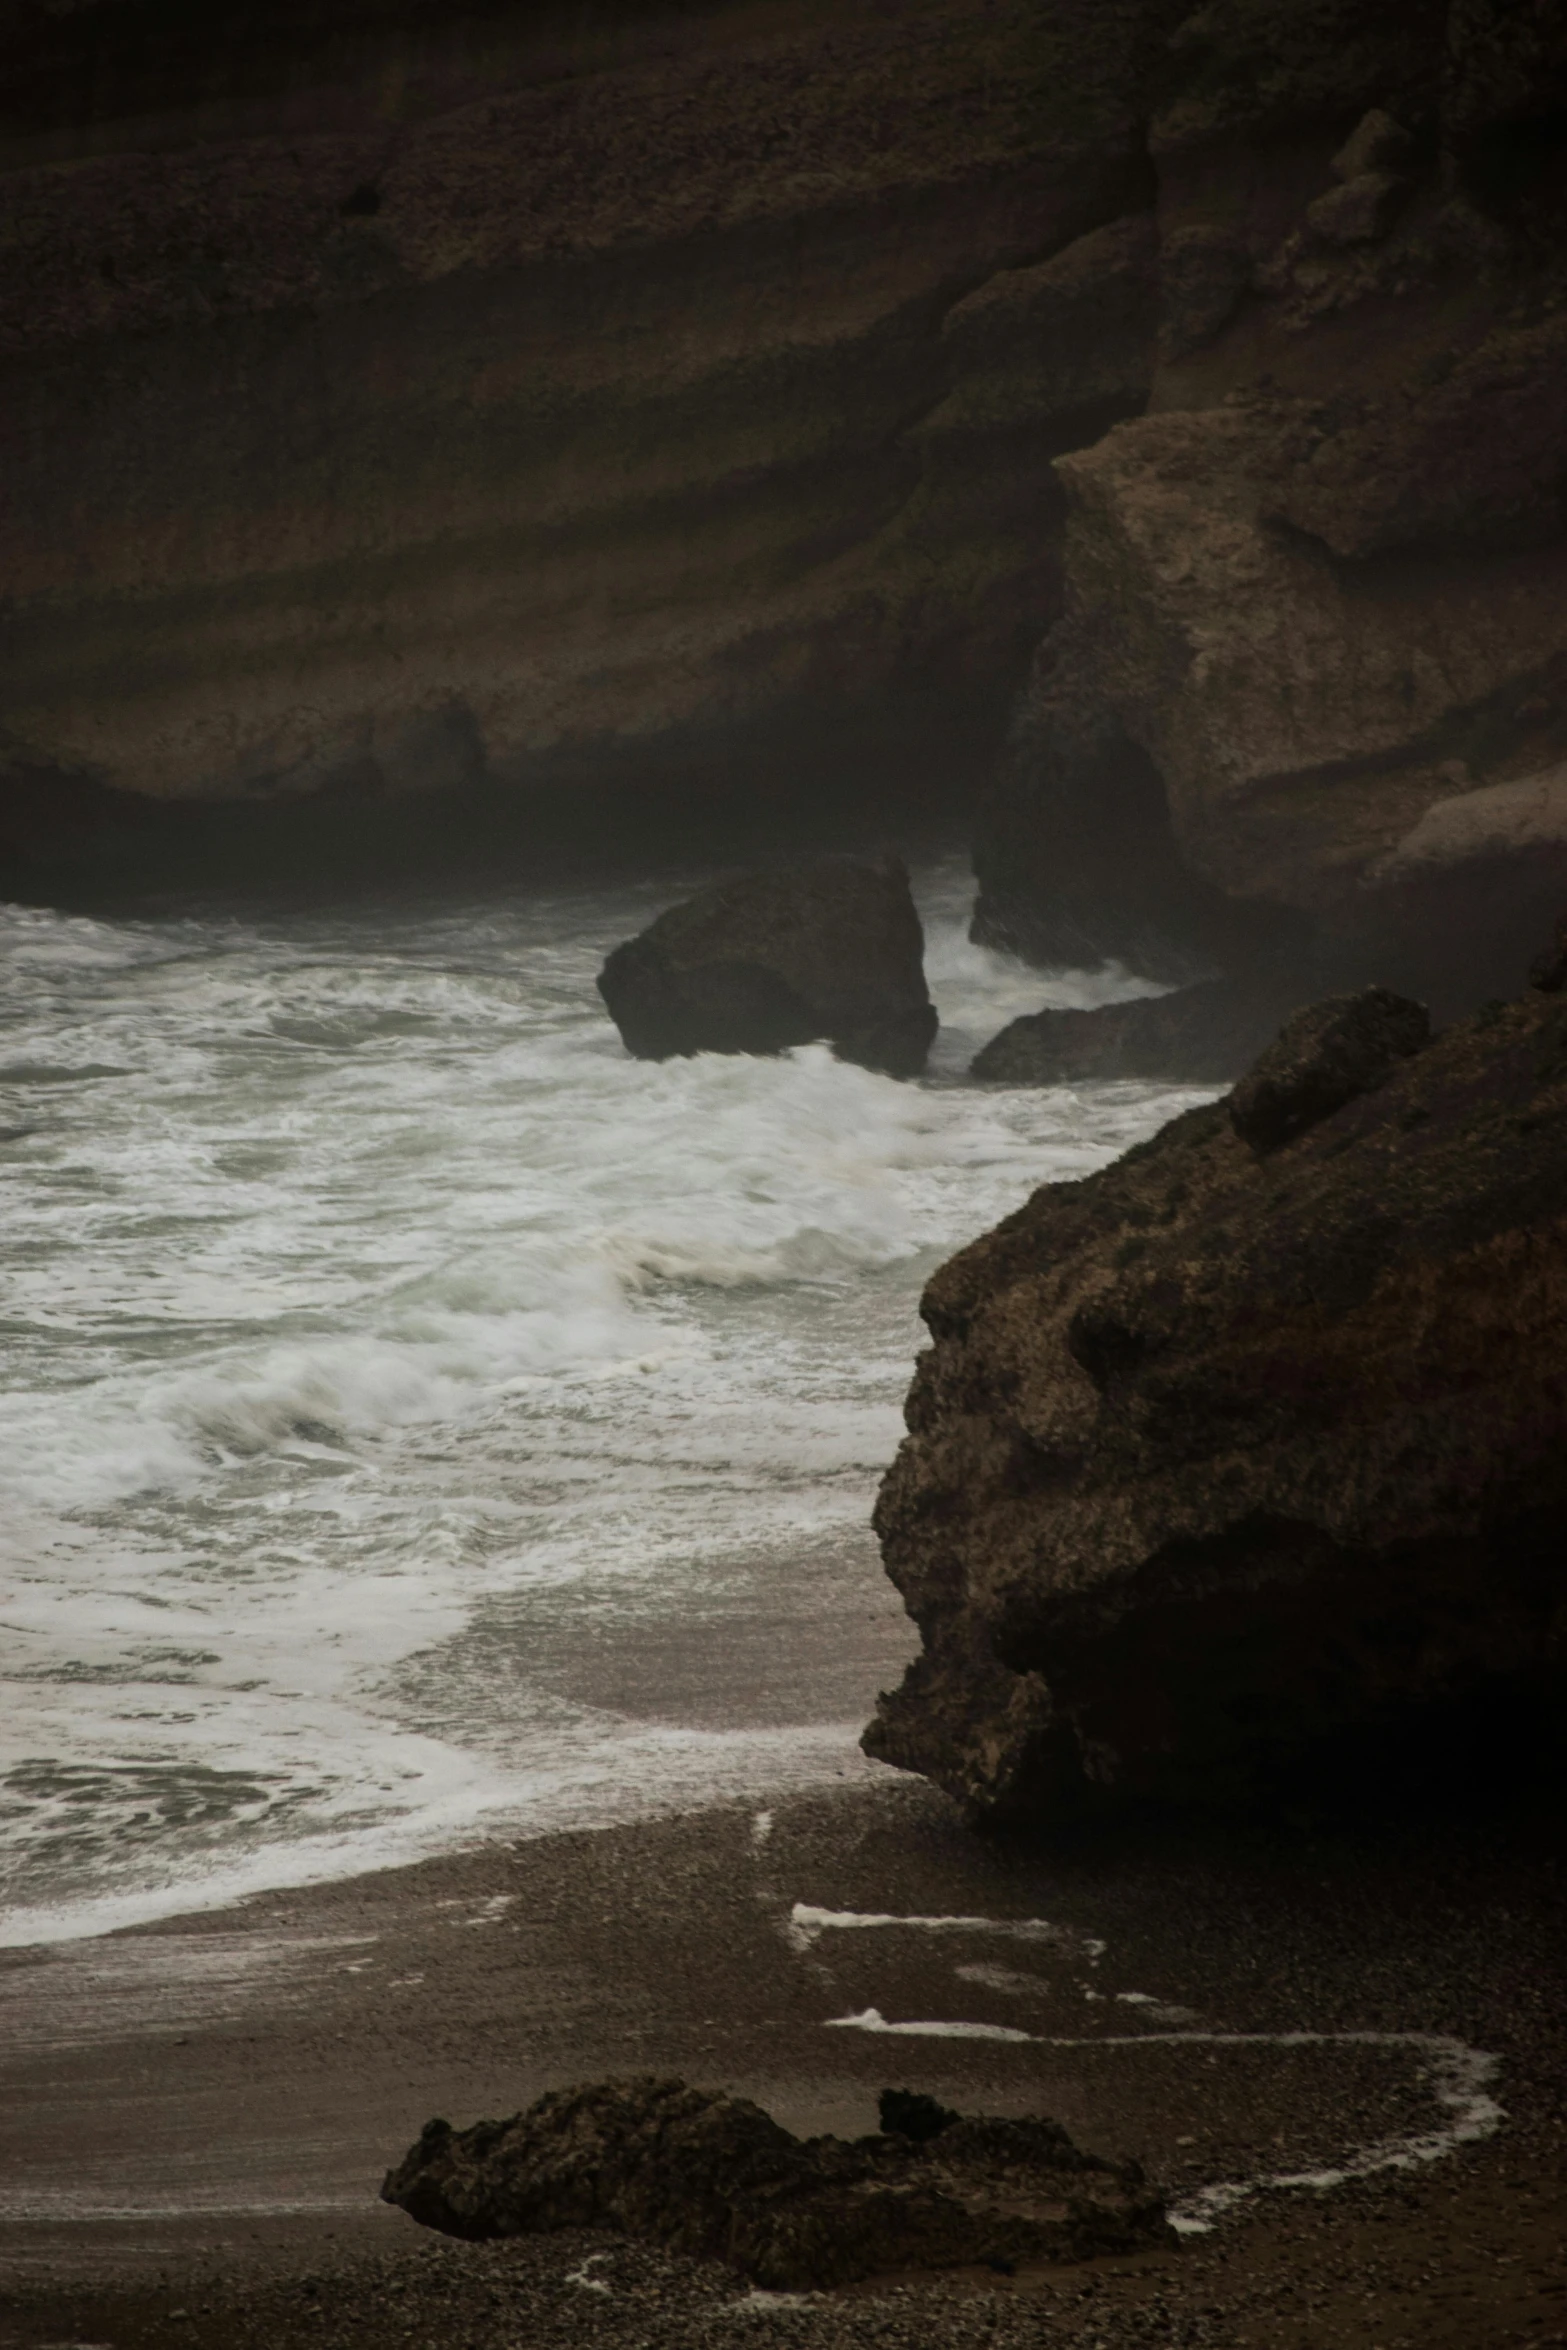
[864,969,1567,1822]
[0,0,1176,890]
[381,2076,1170,2288]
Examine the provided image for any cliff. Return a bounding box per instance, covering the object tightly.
[7,0,1565,964]
[0,0,1173,891]
[973,0,1567,1010]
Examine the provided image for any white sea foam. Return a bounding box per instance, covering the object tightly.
[826,2006,1036,2042]
[789,1881,1503,2230]
[0,1721,892,1948]
[954,1960,1049,1995]
[787,1903,1105,1959]
[0,858,1207,1938]
[1162,2031,1505,2232]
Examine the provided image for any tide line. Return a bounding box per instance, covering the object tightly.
[820,2012,1503,2232]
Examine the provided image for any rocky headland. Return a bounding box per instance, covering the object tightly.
[865,963,1567,1821]
[4,12,1567,2337]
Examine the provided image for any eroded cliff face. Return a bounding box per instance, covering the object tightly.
[974,0,1567,1009]
[0,0,1175,889]
[10,1,1565,946]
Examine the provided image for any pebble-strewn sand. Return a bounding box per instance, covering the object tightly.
[1,1778,1562,2347]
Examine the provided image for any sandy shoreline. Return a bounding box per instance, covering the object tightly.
[1,1775,1563,2346]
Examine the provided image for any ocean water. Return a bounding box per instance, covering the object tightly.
[0,857,1209,1946]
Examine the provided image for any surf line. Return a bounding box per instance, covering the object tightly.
[824,2011,1503,2233]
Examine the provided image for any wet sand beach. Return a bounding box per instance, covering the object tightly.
[2,1776,1563,2348]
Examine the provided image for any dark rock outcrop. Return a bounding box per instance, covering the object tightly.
[878,2088,961,2143]
[973,391,1567,1008]
[973,0,1567,1015]
[381,2077,1169,2289]
[971,974,1315,1085]
[925,213,1161,457]
[1265,317,1567,561]
[597,857,937,1076]
[863,962,1567,1821]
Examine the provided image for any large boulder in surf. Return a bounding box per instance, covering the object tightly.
[863,966,1567,1821]
[381,2076,1169,2288]
[597,857,937,1077]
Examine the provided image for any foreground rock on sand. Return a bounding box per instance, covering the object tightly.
[864,976,1567,1820]
[382,2078,1169,2288]
[598,857,937,1076]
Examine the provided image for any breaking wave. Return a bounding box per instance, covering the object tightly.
[0,857,1206,1938]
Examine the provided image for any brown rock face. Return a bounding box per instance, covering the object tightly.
[10,0,1566,969]
[863,973,1567,1822]
[0,0,1174,888]
[973,0,1567,1010]
[974,396,1567,1003]
[596,856,937,1077]
[381,2077,1170,2288]
[1226,986,1429,1151]
[1266,316,1567,560]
